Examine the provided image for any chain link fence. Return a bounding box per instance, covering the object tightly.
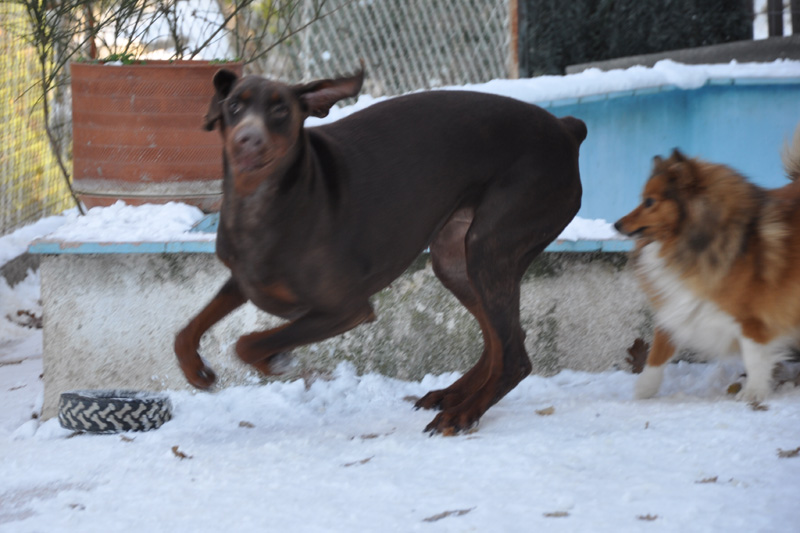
[288,0,510,95]
[0,4,74,237]
[0,0,511,237]
[160,0,512,95]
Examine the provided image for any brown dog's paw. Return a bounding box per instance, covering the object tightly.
[180,357,217,390]
[416,388,473,412]
[175,331,216,389]
[251,352,295,377]
[414,390,445,411]
[415,387,468,411]
[424,409,480,436]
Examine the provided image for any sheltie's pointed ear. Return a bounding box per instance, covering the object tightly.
[670,148,688,163]
[652,155,664,169]
[668,149,700,190]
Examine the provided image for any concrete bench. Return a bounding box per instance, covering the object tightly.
[30,227,641,421]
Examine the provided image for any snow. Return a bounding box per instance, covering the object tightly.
[556,217,618,242]
[1,207,797,532]
[308,59,800,127]
[39,202,212,244]
[2,60,800,530]
[468,58,800,103]
[0,272,43,360]
[1,293,799,531]
[0,215,74,266]
[26,201,614,247]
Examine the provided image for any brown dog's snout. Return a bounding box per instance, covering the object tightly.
[230,119,269,173]
[233,123,265,153]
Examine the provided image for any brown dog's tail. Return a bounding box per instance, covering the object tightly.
[560,116,587,145]
[783,122,800,181]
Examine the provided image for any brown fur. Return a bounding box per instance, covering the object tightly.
[175,66,586,434]
[783,123,800,181]
[616,125,800,400]
[619,148,800,341]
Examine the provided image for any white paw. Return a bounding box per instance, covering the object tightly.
[737,337,779,405]
[736,381,770,404]
[635,365,665,399]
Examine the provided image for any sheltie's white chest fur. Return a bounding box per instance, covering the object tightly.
[636,243,741,357]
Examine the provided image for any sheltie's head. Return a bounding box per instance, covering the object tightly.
[615,148,770,283]
[614,149,705,245]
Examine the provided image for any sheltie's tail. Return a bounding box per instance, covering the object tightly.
[782,122,800,181]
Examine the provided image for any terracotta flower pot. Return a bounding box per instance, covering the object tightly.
[70,60,242,212]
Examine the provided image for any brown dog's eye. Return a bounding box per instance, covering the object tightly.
[643,197,655,208]
[229,100,242,116]
[271,103,289,118]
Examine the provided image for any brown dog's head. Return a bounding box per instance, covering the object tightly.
[614,149,704,245]
[204,66,364,194]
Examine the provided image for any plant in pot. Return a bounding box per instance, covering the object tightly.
[13,0,349,213]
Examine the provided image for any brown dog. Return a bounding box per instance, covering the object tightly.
[174,67,586,434]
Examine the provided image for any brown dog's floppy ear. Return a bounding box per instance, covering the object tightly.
[293,63,365,119]
[204,69,239,131]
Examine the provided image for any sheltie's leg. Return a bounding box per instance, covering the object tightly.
[738,337,784,404]
[635,328,677,399]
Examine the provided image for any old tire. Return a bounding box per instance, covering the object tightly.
[58,390,173,434]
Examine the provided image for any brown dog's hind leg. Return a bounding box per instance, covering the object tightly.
[420,215,540,433]
[236,304,376,374]
[422,266,530,435]
[422,173,579,434]
[415,208,496,412]
[175,278,247,389]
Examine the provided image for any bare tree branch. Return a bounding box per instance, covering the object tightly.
[13,0,353,216]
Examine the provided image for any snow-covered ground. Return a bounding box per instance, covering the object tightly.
[1,283,799,531]
[2,61,800,531]
[2,207,799,533]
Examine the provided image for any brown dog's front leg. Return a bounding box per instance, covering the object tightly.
[175,278,246,389]
[236,304,376,374]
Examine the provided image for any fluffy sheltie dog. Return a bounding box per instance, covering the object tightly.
[615,128,800,403]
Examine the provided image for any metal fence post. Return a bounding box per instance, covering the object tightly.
[768,0,784,36]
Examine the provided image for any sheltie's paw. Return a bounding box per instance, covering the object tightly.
[634,365,664,400]
[736,382,770,405]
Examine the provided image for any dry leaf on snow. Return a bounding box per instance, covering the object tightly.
[695,476,718,484]
[171,446,192,460]
[777,447,800,458]
[423,508,474,523]
[342,456,373,467]
[626,338,649,374]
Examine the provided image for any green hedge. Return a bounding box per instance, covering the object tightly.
[519,0,753,76]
